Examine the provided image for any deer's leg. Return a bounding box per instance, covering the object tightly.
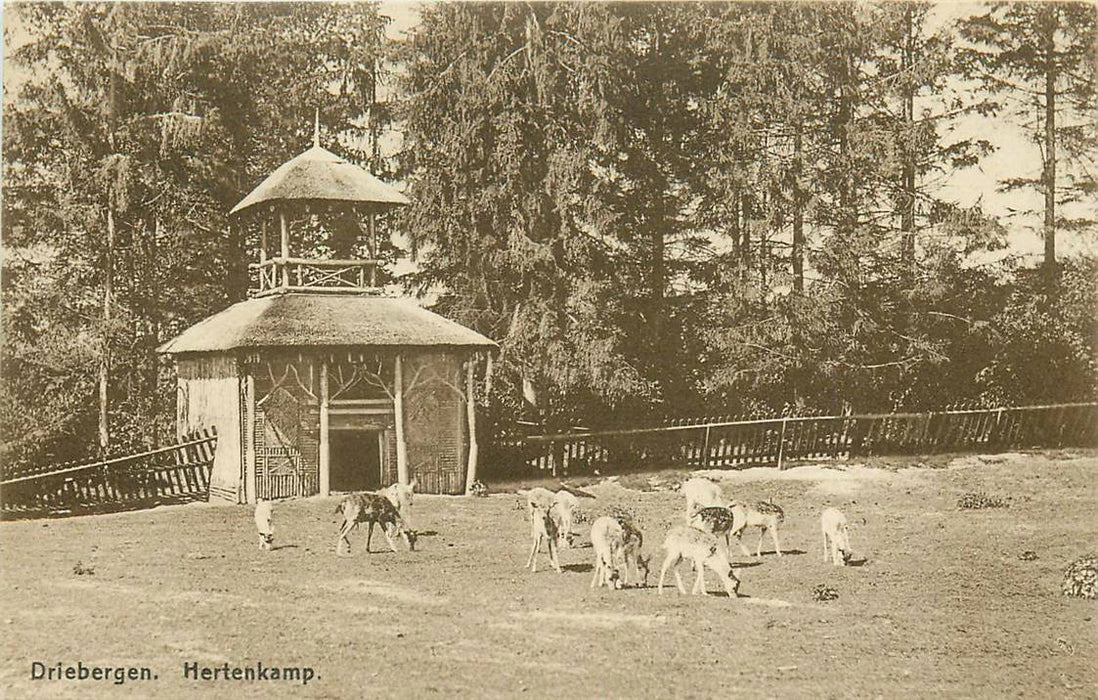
[382,522,400,553]
[365,521,375,553]
[526,534,540,572]
[548,534,562,573]
[658,553,679,595]
[673,568,689,596]
[771,526,782,557]
[757,527,766,557]
[591,553,603,588]
[335,520,354,556]
[736,531,752,558]
[692,559,708,596]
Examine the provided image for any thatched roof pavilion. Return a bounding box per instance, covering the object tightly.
[158,295,495,354]
[230,145,410,216]
[158,130,495,503]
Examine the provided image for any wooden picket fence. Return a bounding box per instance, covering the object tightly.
[501,402,1097,477]
[0,428,218,517]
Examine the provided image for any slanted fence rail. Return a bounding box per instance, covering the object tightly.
[495,402,1097,478]
[0,428,218,517]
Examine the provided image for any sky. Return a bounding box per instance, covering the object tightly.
[3,1,1094,262]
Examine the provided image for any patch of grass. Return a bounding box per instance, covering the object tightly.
[72,561,95,576]
[957,492,1010,510]
[1062,555,1098,600]
[812,583,839,602]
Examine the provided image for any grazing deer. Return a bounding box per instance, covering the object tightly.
[821,507,853,566]
[254,499,274,551]
[525,503,563,574]
[728,499,785,557]
[382,478,417,528]
[335,493,415,556]
[590,515,650,590]
[551,490,580,548]
[689,505,742,552]
[681,477,724,520]
[658,526,740,597]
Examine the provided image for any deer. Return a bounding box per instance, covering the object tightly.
[525,502,563,574]
[551,490,580,548]
[382,478,417,528]
[727,499,785,557]
[657,526,740,597]
[681,477,725,521]
[335,492,416,556]
[821,507,853,566]
[688,505,742,552]
[254,498,274,551]
[590,515,650,590]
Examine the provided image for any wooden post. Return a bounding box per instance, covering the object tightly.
[701,425,711,469]
[260,219,267,264]
[465,356,479,494]
[243,374,256,504]
[484,352,495,399]
[776,417,789,470]
[369,212,378,287]
[394,353,409,485]
[279,209,290,289]
[319,361,331,497]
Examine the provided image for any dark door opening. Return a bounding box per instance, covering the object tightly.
[330,429,381,492]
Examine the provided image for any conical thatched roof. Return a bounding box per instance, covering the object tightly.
[156,294,496,355]
[230,146,410,216]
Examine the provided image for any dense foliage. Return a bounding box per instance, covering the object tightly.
[2,2,1096,470]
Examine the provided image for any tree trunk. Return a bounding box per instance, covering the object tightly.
[1042,7,1058,296]
[792,127,805,294]
[99,207,114,456]
[741,192,752,284]
[464,357,479,494]
[900,5,916,274]
[99,40,119,457]
[148,217,161,449]
[394,353,409,485]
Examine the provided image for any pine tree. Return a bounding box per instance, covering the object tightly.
[961,2,1098,295]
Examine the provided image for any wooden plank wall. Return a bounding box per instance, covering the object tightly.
[0,428,218,517]
[504,402,1097,478]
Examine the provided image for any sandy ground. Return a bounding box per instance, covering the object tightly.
[1,450,1096,698]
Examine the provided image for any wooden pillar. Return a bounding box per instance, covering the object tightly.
[702,425,711,469]
[369,212,378,287]
[260,219,268,264]
[394,353,409,485]
[484,352,495,399]
[776,417,789,470]
[243,374,256,504]
[319,361,330,497]
[465,356,479,494]
[279,209,290,289]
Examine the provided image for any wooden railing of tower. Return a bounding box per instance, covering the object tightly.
[250,258,382,296]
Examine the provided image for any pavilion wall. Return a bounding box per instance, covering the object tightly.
[176,355,244,503]
[403,352,468,495]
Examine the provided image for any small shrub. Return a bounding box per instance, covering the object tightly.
[72,561,95,576]
[1019,550,1038,561]
[469,479,489,498]
[957,492,1009,510]
[1062,555,1098,600]
[812,584,839,602]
